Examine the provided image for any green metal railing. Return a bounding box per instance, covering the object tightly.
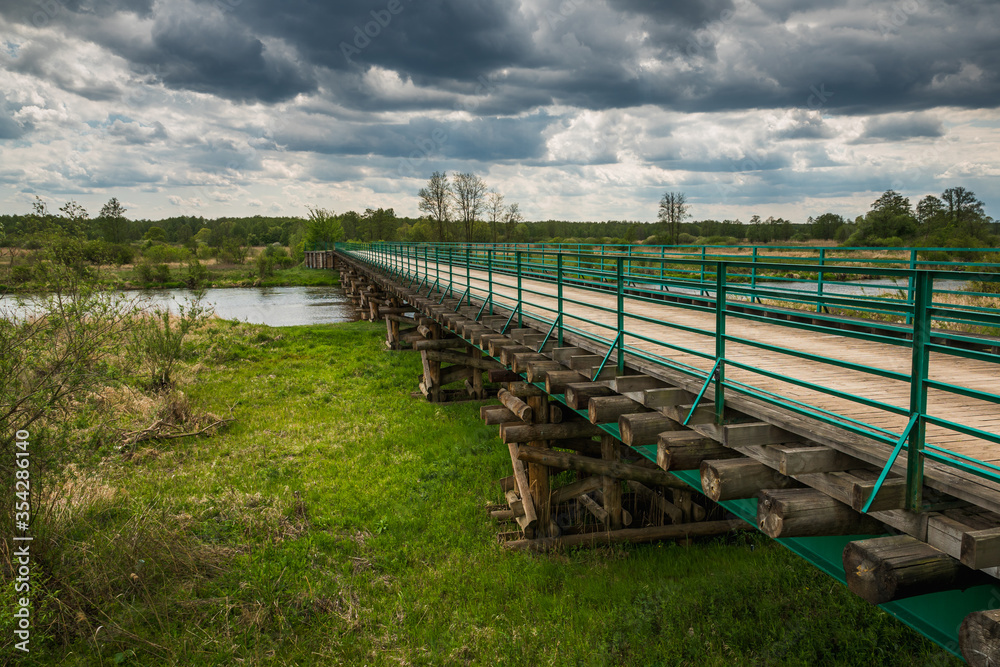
[333,242,1000,513]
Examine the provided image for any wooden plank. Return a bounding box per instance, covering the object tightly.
[565,382,616,410]
[613,375,662,393]
[961,527,1000,570]
[658,432,741,470]
[619,413,681,446]
[700,458,801,502]
[757,488,886,538]
[507,442,537,533]
[643,387,693,409]
[776,446,856,475]
[588,396,646,424]
[545,370,588,394]
[526,361,564,383]
[723,422,801,448]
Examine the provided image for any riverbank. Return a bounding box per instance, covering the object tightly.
[8,320,958,665]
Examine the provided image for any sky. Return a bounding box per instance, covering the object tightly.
[0,0,998,224]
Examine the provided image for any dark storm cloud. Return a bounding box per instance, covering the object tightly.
[854,114,945,143]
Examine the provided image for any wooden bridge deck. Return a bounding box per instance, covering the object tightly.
[378,252,1000,514]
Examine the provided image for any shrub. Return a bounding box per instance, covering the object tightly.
[135,261,154,284]
[153,263,171,284]
[185,259,210,288]
[256,253,276,279]
[677,233,698,244]
[129,293,210,389]
[143,244,189,264]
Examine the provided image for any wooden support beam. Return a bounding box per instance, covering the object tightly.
[657,431,741,470]
[501,346,536,367]
[512,352,549,374]
[505,381,545,398]
[850,477,907,513]
[507,442,537,534]
[568,355,604,370]
[551,347,587,363]
[961,610,1000,667]
[614,375,662,393]
[578,493,609,525]
[601,434,623,530]
[626,480,683,524]
[700,458,801,502]
[481,404,518,425]
[961,527,1000,570]
[502,519,746,552]
[723,422,800,448]
[549,404,564,424]
[550,438,603,457]
[424,349,503,370]
[501,421,604,443]
[413,338,468,351]
[757,488,886,539]
[504,489,524,515]
[440,365,473,387]
[516,446,688,489]
[564,382,616,410]
[498,475,515,492]
[544,370,588,394]
[776,446,855,476]
[550,476,603,505]
[619,412,681,447]
[843,535,982,604]
[588,395,646,424]
[498,388,533,423]
[643,387,693,409]
[488,369,522,383]
[526,361,564,383]
[526,392,553,538]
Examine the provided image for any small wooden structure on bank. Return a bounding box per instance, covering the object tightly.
[322,248,1000,665]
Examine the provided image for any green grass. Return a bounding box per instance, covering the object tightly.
[21,321,959,666]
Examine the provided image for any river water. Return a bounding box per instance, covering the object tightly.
[1,286,358,327]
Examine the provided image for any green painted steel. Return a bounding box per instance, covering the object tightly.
[333,241,1000,658]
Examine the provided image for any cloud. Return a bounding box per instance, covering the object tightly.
[854,113,945,143]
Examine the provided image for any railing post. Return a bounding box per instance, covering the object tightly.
[751,247,759,303]
[488,249,494,315]
[557,253,564,347]
[448,247,454,297]
[906,270,932,511]
[816,248,826,313]
[906,249,917,325]
[516,250,523,328]
[715,261,727,424]
[465,247,471,307]
[616,257,625,375]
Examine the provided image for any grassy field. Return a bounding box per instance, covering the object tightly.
[8,320,960,666]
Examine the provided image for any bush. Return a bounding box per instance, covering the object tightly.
[677,233,698,244]
[153,263,171,284]
[135,261,154,284]
[185,259,210,288]
[143,244,189,264]
[256,253,276,279]
[196,245,217,260]
[130,294,210,388]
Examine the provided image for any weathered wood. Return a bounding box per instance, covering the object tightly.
[658,432,741,470]
[498,389,533,422]
[564,382,616,410]
[643,387,694,409]
[723,422,800,448]
[578,493,609,525]
[512,352,549,373]
[505,381,545,398]
[383,313,417,324]
[501,421,604,443]
[424,349,502,371]
[417,324,435,338]
[503,519,746,551]
[550,476,603,505]
[777,446,855,476]
[551,347,586,363]
[516,446,688,489]
[850,477,908,512]
[568,355,604,370]
[549,404,564,424]
[440,365,473,387]
[551,437,603,457]
[545,370,588,394]
[626,481,683,524]
[481,405,518,425]
[498,475,516,492]
[843,535,982,604]
[961,527,1000,570]
[526,361,564,383]
[504,489,524,515]
[488,369,522,383]
[961,609,1000,667]
[501,346,537,367]
[526,393,552,538]
[507,442,537,531]
[757,488,886,539]
[490,509,518,522]
[601,434,623,530]
[412,338,468,351]
[700,458,801,502]
[614,375,662,393]
[619,412,681,446]
[588,395,646,424]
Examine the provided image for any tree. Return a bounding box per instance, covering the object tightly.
[855,190,916,242]
[144,226,167,242]
[811,213,845,240]
[486,189,505,243]
[305,208,345,248]
[452,172,488,243]
[503,202,524,242]
[58,200,89,237]
[98,197,129,244]
[916,195,945,228]
[657,192,689,245]
[941,186,987,236]
[418,171,452,241]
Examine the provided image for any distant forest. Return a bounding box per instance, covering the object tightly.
[2,186,997,259]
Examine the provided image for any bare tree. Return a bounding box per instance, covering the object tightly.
[418,171,452,241]
[657,191,689,245]
[486,189,505,244]
[452,172,488,243]
[503,202,524,242]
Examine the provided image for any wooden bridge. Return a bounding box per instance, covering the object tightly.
[308,243,1000,664]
